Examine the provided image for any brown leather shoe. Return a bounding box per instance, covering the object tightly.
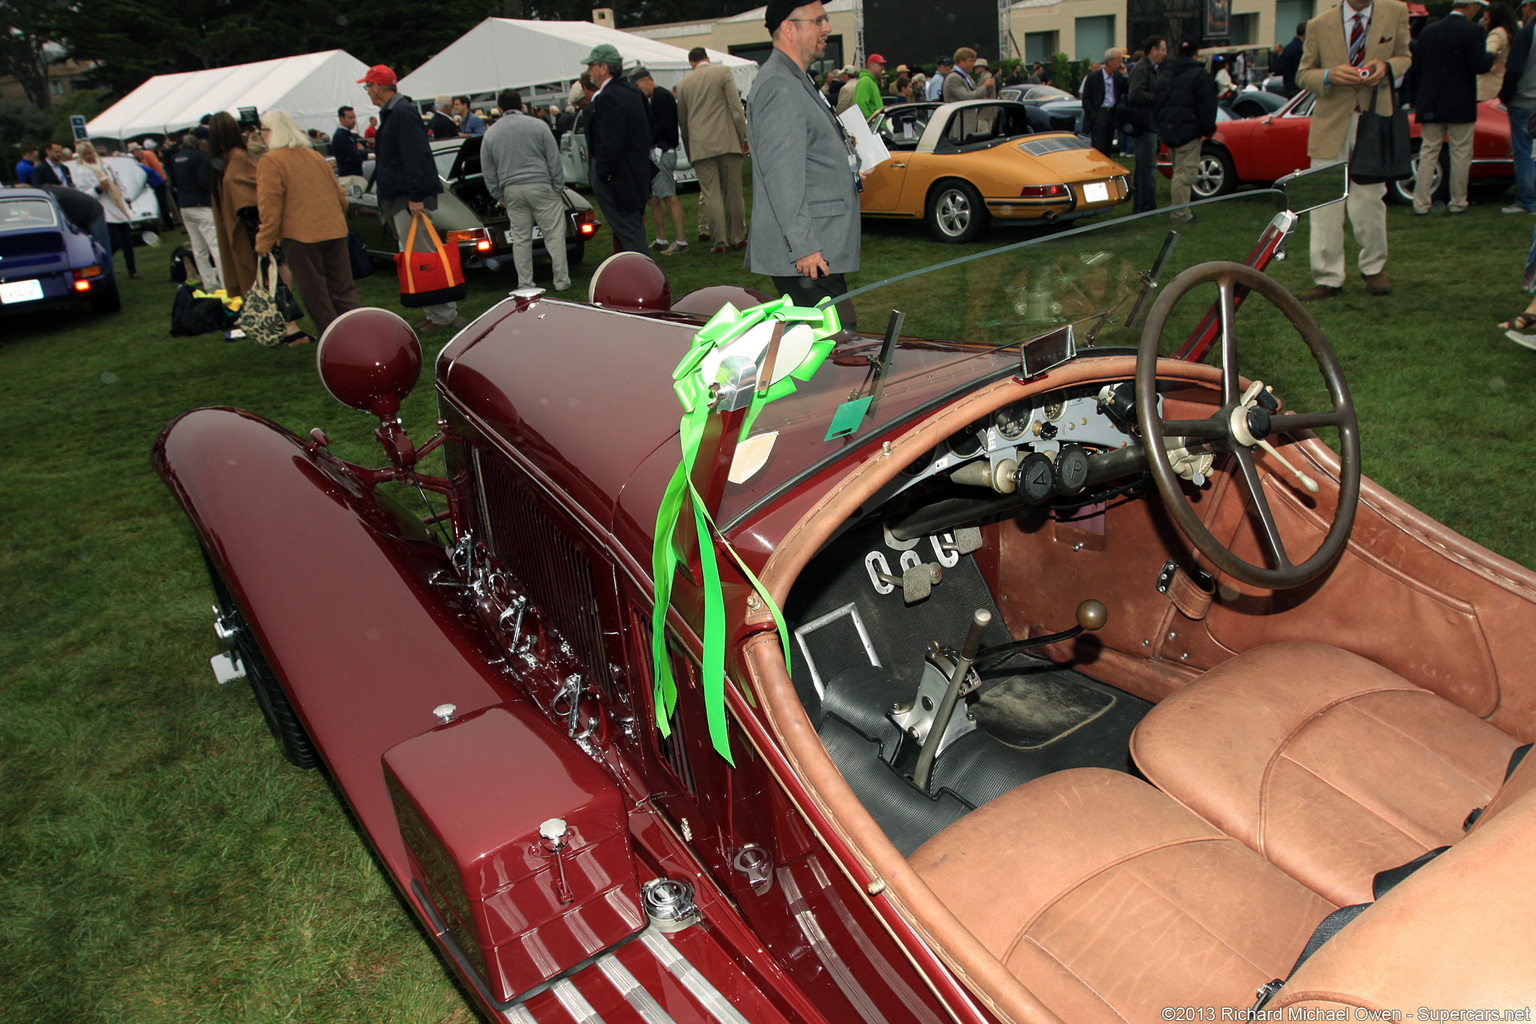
[1299,285,1344,302]
[1363,271,1391,296]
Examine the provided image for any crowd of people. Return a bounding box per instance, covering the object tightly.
[14,0,1536,350]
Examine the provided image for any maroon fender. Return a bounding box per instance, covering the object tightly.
[153,407,555,900]
[384,704,645,1006]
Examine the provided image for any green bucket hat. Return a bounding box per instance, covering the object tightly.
[581,43,623,67]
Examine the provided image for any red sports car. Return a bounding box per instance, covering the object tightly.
[1158,90,1515,204]
[155,176,1535,1023]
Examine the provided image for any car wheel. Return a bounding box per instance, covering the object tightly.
[89,279,122,314]
[565,241,585,266]
[1388,142,1449,205]
[1193,145,1237,199]
[926,180,990,243]
[208,557,319,770]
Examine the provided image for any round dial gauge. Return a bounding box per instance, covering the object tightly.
[1053,445,1090,496]
[993,404,1031,441]
[945,424,986,459]
[1041,398,1067,422]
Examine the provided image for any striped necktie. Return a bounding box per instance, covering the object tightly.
[1348,13,1367,67]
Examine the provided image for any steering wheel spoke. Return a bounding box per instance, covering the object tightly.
[1136,261,1360,589]
[1269,408,1349,435]
[1160,417,1227,441]
[1218,275,1241,405]
[1233,448,1293,571]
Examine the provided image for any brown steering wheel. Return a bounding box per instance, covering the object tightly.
[1135,261,1361,590]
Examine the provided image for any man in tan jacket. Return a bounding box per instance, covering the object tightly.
[1296,0,1413,299]
[674,47,750,252]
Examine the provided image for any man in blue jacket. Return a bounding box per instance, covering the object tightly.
[1411,0,1494,214]
[1498,0,1536,212]
[360,63,461,331]
[582,43,653,254]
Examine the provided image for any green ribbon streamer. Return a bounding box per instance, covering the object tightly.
[651,296,842,764]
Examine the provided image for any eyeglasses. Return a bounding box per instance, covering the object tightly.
[787,15,831,26]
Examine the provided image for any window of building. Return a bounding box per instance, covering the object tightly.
[1024,31,1059,64]
[1074,16,1115,61]
[1230,13,1258,45]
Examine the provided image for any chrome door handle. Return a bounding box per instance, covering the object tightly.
[890,161,906,168]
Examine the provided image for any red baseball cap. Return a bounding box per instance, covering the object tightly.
[868,53,887,64]
[357,65,397,86]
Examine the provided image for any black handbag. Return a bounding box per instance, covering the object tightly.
[347,231,374,279]
[170,284,235,337]
[1349,80,1412,184]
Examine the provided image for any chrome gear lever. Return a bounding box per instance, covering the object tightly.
[912,608,991,793]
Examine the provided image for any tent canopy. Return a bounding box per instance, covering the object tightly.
[398,19,758,101]
[87,50,379,141]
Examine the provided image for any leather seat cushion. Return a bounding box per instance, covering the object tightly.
[1277,784,1536,1009]
[1131,642,1520,907]
[910,768,1333,1023]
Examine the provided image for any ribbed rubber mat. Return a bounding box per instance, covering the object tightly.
[818,716,971,856]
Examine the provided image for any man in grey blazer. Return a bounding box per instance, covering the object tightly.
[746,0,863,325]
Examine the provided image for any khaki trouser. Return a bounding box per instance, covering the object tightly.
[1309,113,1388,288]
[694,153,746,247]
[180,205,222,292]
[503,182,570,292]
[1413,120,1476,214]
[1169,139,1203,222]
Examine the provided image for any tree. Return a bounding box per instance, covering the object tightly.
[2,0,64,109]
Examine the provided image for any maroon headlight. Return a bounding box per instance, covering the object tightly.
[316,307,423,418]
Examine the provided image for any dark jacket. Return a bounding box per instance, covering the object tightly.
[1154,56,1218,148]
[588,77,653,212]
[1502,18,1536,105]
[1274,35,1305,95]
[332,126,365,176]
[554,109,575,138]
[647,84,680,150]
[426,110,458,140]
[169,146,212,207]
[1126,57,1160,133]
[32,159,72,187]
[374,93,443,205]
[1412,12,1494,122]
[1081,67,1128,132]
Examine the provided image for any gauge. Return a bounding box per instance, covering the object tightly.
[902,445,940,476]
[1042,398,1066,422]
[993,404,1031,441]
[1053,444,1090,496]
[945,424,986,459]
[1017,452,1055,505]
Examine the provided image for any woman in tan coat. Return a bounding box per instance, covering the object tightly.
[207,112,258,297]
[1479,3,1518,102]
[254,110,360,338]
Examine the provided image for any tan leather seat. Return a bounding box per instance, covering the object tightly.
[1131,642,1521,907]
[1274,776,1536,1010]
[910,768,1334,1023]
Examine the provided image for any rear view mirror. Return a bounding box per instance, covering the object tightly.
[1277,162,1349,215]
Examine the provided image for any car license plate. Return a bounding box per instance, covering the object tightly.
[503,228,545,243]
[1083,181,1110,203]
[0,279,44,304]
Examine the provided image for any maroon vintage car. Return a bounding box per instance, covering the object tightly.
[156,173,1535,1024]
[1156,90,1515,205]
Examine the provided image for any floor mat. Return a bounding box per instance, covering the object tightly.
[819,716,971,856]
[972,672,1116,750]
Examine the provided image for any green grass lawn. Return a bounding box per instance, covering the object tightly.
[4,164,1536,1022]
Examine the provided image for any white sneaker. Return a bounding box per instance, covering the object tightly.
[1506,329,1536,350]
[1502,204,1536,214]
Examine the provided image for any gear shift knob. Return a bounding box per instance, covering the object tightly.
[1076,599,1108,631]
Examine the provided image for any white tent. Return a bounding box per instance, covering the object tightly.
[87,50,379,141]
[398,19,757,101]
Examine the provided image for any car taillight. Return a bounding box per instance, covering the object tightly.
[1020,184,1070,199]
[73,265,102,279]
[446,228,492,252]
[577,210,597,236]
[73,279,91,292]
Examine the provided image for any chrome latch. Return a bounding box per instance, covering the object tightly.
[641,878,700,931]
[731,844,774,896]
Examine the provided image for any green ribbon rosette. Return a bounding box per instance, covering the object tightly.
[651,296,842,763]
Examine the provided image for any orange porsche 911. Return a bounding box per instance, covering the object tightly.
[863,100,1130,243]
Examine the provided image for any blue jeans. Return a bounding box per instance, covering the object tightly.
[1509,105,1535,211]
[1133,130,1160,213]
